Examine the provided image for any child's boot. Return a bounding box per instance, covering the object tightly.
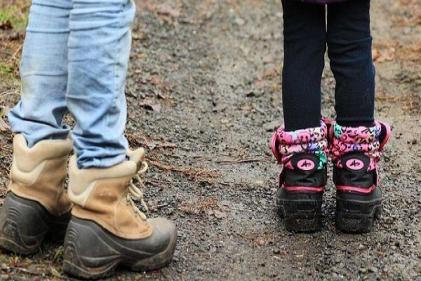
[0,135,73,255]
[331,121,391,233]
[63,149,177,279]
[271,121,329,232]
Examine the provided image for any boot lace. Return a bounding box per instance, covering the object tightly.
[128,161,149,221]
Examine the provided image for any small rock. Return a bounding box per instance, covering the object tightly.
[220,200,231,207]
[264,120,280,132]
[369,266,378,273]
[255,180,265,187]
[235,17,245,26]
[256,239,265,246]
[213,210,227,219]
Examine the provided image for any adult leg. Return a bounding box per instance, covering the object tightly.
[1,0,72,255]
[281,0,326,131]
[8,0,71,146]
[327,0,374,126]
[66,0,134,168]
[63,1,176,278]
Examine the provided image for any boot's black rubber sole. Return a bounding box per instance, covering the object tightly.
[276,189,323,233]
[336,188,382,233]
[63,217,177,280]
[0,193,70,255]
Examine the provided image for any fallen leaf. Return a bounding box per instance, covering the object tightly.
[0,119,10,132]
[50,266,61,278]
[373,47,396,62]
[156,4,180,18]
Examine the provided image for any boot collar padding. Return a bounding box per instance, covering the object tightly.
[127,148,145,170]
[13,134,73,172]
[68,150,145,207]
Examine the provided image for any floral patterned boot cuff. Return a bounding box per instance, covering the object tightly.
[271,120,329,170]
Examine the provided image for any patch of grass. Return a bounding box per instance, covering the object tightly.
[0,52,20,81]
[0,64,13,75]
[0,60,18,85]
[0,1,29,83]
[0,5,28,30]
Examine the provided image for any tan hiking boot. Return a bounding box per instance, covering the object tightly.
[63,149,177,279]
[0,135,73,255]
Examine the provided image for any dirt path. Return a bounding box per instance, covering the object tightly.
[0,0,420,280]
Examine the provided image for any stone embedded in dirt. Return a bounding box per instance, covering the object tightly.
[255,180,265,187]
[235,17,245,26]
[219,200,231,207]
[264,120,280,132]
[139,98,161,113]
[0,263,8,270]
[369,267,378,273]
[246,89,264,97]
[213,210,227,219]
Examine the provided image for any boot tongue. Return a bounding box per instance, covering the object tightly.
[340,153,370,172]
[291,153,318,173]
[127,149,146,170]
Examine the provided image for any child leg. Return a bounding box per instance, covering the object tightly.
[327,0,375,127]
[282,0,326,131]
[327,0,391,233]
[271,1,329,232]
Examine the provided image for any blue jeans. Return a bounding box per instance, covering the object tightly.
[8,0,135,168]
[281,0,375,131]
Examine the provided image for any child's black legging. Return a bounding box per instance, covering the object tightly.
[281,0,375,131]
